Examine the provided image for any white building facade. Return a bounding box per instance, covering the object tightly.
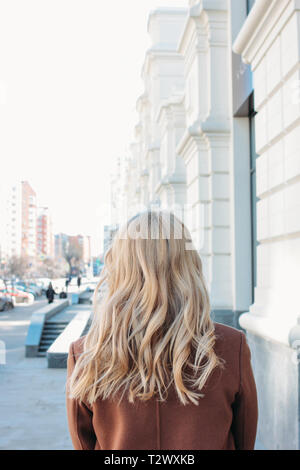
[111,0,300,449]
[233,0,300,450]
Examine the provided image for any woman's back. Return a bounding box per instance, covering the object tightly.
[66,211,258,450]
[66,322,257,450]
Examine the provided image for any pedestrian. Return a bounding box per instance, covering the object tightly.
[59,289,67,299]
[45,282,56,304]
[65,278,70,290]
[66,211,258,450]
[77,275,81,290]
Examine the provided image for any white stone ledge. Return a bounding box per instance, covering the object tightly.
[233,0,273,59]
[233,0,293,67]
[239,311,296,346]
[147,6,188,33]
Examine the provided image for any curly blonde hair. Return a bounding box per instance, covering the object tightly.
[68,211,222,406]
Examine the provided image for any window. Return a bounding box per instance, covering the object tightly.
[249,93,258,302]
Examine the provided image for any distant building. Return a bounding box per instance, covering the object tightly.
[36,207,54,259]
[21,181,37,258]
[54,233,69,260]
[55,233,91,274]
[1,181,37,260]
[2,183,22,259]
[77,234,91,265]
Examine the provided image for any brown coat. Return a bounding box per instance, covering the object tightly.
[66,323,258,450]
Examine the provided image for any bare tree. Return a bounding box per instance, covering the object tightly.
[63,239,82,276]
[3,256,30,280]
[35,257,68,279]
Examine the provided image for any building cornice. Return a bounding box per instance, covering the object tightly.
[142,47,183,78]
[147,7,188,34]
[155,92,185,126]
[178,2,228,77]
[155,174,186,196]
[233,0,295,67]
[136,93,149,113]
[178,7,207,58]
[176,121,207,164]
[176,116,230,164]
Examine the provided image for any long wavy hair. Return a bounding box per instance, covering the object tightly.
[68,211,222,406]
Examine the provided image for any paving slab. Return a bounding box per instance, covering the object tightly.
[0,300,73,449]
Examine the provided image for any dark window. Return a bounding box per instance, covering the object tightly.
[247,0,256,15]
[249,93,258,302]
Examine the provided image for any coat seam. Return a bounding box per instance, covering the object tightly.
[239,333,246,448]
[238,333,243,395]
[156,400,161,450]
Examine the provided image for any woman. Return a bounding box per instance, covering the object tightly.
[66,211,258,450]
[45,282,56,304]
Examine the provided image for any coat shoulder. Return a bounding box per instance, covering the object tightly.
[213,322,244,353]
[70,335,86,361]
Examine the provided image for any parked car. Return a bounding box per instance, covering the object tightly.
[14,282,37,299]
[1,287,34,306]
[0,295,14,311]
[28,282,43,297]
[0,285,33,305]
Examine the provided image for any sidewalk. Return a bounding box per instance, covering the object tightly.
[0,357,72,450]
[0,299,73,449]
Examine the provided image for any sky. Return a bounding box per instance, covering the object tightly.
[0,0,187,255]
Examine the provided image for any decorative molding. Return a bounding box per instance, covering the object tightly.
[239,311,298,346]
[233,0,295,67]
[147,7,188,34]
[155,174,186,196]
[155,92,185,126]
[176,115,231,161]
[142,47,183,78]
[178,9,208,77]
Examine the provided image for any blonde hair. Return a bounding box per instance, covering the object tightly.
[68,211,222,406]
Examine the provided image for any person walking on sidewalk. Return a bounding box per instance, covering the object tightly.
[77,275,81,291]
[65,277,70,292]
[66,211,258,450]
[45,282,56,304]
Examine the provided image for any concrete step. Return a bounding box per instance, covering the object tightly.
[47,309,91,368]
[36,351,47,357]
[38,319,70,355]
[43,332,61,336]
[43,331,64,337]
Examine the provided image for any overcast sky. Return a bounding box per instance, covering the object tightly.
[0,0,187,254]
